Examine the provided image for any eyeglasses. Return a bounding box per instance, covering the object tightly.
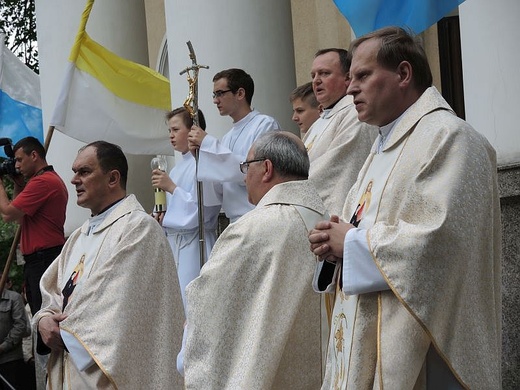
[239,158,267,174]
[212,89,233,99]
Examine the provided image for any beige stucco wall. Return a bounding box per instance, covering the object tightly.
[290,0,351,85]
[144,0,166,71]
[145,0,441,91]
[290,0,441,90]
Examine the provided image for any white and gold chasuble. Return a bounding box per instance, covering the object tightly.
[303,94,377,216]
[318,87,501,389]
[185,180,327,390]
[323,140,406,389]
[34,195,185,389]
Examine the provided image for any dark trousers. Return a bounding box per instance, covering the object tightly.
[0,359,24,390]
[24,246,63,315]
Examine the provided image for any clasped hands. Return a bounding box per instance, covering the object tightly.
[309,215,356,262]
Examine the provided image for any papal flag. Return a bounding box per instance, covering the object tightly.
[333,0,466,37]
[51,0,172,155]
[0,33,43,157]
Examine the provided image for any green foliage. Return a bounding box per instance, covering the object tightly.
[0,178,22,292]
[0,0,39,73]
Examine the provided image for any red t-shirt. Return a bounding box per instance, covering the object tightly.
[11,169,68,255]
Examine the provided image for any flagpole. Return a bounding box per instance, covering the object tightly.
[0,126,55,295]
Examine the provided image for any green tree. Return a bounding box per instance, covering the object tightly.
[0,0,38,73]
[0,0,38,291]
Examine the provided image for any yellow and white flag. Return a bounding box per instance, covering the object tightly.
[51,0,172,155]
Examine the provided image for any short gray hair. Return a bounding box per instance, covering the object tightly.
[253,132,309,179]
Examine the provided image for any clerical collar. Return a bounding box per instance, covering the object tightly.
[377,118,400,153]
[320,95,347,119]
[377,105,414,153]
[91,197,125,217]
[323,95,346,111]
[87,197,125,235]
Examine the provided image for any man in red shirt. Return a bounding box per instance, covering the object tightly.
[0,137,68,315]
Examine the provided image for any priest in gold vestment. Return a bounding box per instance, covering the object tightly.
[184,132,327,389]
[311,28,501,390]
[34,141,184,389]
[304,48,377,216]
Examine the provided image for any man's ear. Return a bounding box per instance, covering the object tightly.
[397,61,413,86]
[262,159,275,183]
[236,87,246,101]
[108,170,121,187]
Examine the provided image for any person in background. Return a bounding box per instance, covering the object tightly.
[0,274,31,390]
[152,107,221,309]
[0,136,68,316]
[304,48,377,216]
[289,82,321,138]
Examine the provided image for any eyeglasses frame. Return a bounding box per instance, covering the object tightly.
[212,89,233,99]
[239,158,267,174]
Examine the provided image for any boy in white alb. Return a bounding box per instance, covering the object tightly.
[152,107,221,308]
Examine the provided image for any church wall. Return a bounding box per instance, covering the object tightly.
[460,2,520,386]
[163,0,298,139]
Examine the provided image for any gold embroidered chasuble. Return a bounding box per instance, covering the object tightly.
[184,180,327,390]
[319,87,501,389]
[34,195,185,389]
[304,94,377,216]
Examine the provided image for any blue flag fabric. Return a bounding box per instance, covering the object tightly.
[333,0,466,37]
[0,35,43,157]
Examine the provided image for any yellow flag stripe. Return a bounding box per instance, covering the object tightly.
[69,0,94,62]
[71,33,170,110]
[66,0,170,110]
[72,32,171,111]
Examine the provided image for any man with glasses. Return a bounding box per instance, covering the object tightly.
[188,68,280,223]
[183,131,326,389]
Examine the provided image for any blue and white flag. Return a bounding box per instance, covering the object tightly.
[333,0,466,37]
[0,34,43,157]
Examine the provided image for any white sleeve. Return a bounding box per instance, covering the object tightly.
[164,184,222,230]
[61,330,95,371]
[176,322,187,377]
[342,228,389,295]
[197,135,244,182]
